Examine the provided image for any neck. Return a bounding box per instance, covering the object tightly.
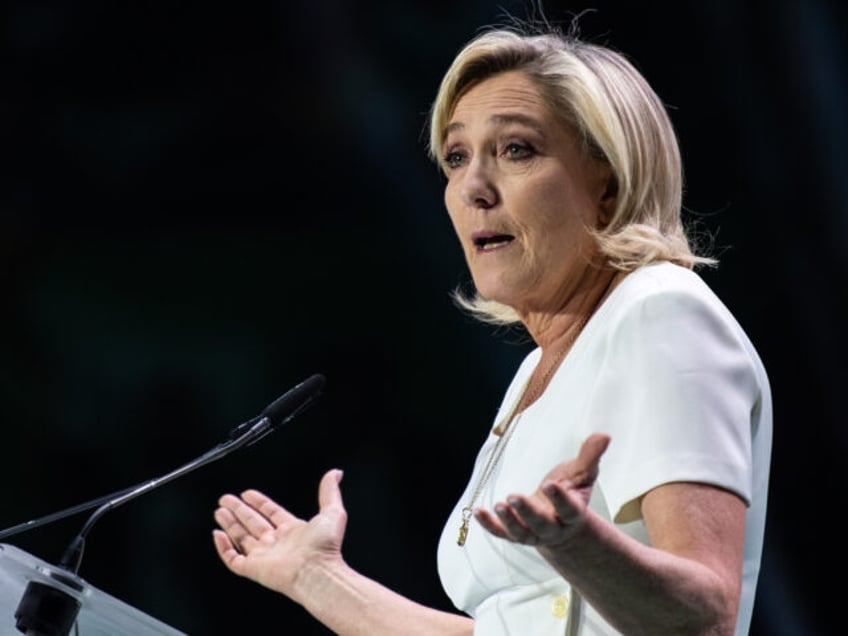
[519,267,620,350]
[507,268,622,418]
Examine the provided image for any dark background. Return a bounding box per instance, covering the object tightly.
[1,0,845,634]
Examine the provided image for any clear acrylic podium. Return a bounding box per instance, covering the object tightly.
[0,543,186,635]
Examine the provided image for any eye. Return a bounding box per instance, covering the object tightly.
[504,142,535,160]
[443,148,467,170]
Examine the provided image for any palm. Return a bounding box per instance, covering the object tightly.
[475,433,610,545]
[213,469,347,600]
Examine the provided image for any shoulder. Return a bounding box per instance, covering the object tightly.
[601,262,737,337]
[611,262,723,311]
[592,262,765,378]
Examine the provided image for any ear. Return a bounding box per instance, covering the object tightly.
[596,166,618,227]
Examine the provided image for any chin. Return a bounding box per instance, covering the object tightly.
[473,286,518,308]
[471,264,532,303]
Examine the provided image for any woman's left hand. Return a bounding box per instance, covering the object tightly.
[474,433,610,548]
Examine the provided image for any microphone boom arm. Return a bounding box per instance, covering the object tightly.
[59,415,273,573]
[9,373,325,636]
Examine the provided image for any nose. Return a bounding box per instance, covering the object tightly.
[460,158,498,209]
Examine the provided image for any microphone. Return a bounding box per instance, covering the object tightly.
[226,373,326,445]
[11,374,325,636]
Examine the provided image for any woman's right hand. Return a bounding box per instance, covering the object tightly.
[212,468,347,602]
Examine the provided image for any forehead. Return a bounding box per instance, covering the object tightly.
[449,71,550,127]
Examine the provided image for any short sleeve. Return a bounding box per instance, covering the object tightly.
[587,286,762,524]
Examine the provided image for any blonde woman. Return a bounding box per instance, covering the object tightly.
[212,23,771,636]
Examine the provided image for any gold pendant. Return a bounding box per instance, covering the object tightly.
[457,521,468,546]
[457,508,472,546]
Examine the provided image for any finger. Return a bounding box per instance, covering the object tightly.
[501,496,558,538]
[492,499,540,542]
[214,506,259,552]
[241,489,297,528]
[213,506,244,539]
[473,508,509,539]
[571,433,611,484]
[212,528,248,574]
[217,493,244,510]
[318,468,346,512]
[578,433,610,466]
[218,493,276,540]
[540,480,583,524]
[582,431,610,451]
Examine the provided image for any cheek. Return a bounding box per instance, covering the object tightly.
[519,193,593,263]
[533,180,596,232]
[444,186,464,236]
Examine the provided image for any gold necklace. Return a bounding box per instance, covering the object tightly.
[455,273,617,547]
[456,315,586,546]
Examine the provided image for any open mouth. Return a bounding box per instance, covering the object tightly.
[473,234,514,251]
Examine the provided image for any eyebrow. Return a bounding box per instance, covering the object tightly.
[444,113,546,138]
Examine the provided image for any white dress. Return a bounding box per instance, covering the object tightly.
[437,262,773,635]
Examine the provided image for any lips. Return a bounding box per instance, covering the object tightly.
[472,231,515,252]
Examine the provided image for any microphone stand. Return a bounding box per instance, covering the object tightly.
[58,414,272,573]
[0,415,266,544]
[0,486,146,543]
[9,373,325,636]
[13,416,272,636]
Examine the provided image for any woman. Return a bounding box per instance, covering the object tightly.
[212,24,771,636]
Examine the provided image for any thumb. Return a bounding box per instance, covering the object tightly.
[318,468,346,512]
[578,433,611,465]
[574,433,611,483]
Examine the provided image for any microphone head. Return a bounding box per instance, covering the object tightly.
[262,373,326,427]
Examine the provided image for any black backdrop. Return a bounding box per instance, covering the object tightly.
[2,1,845,634]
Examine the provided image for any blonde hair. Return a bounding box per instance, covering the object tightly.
[427,25,716,324]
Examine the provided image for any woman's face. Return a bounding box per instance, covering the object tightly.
[442,71,612,315]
